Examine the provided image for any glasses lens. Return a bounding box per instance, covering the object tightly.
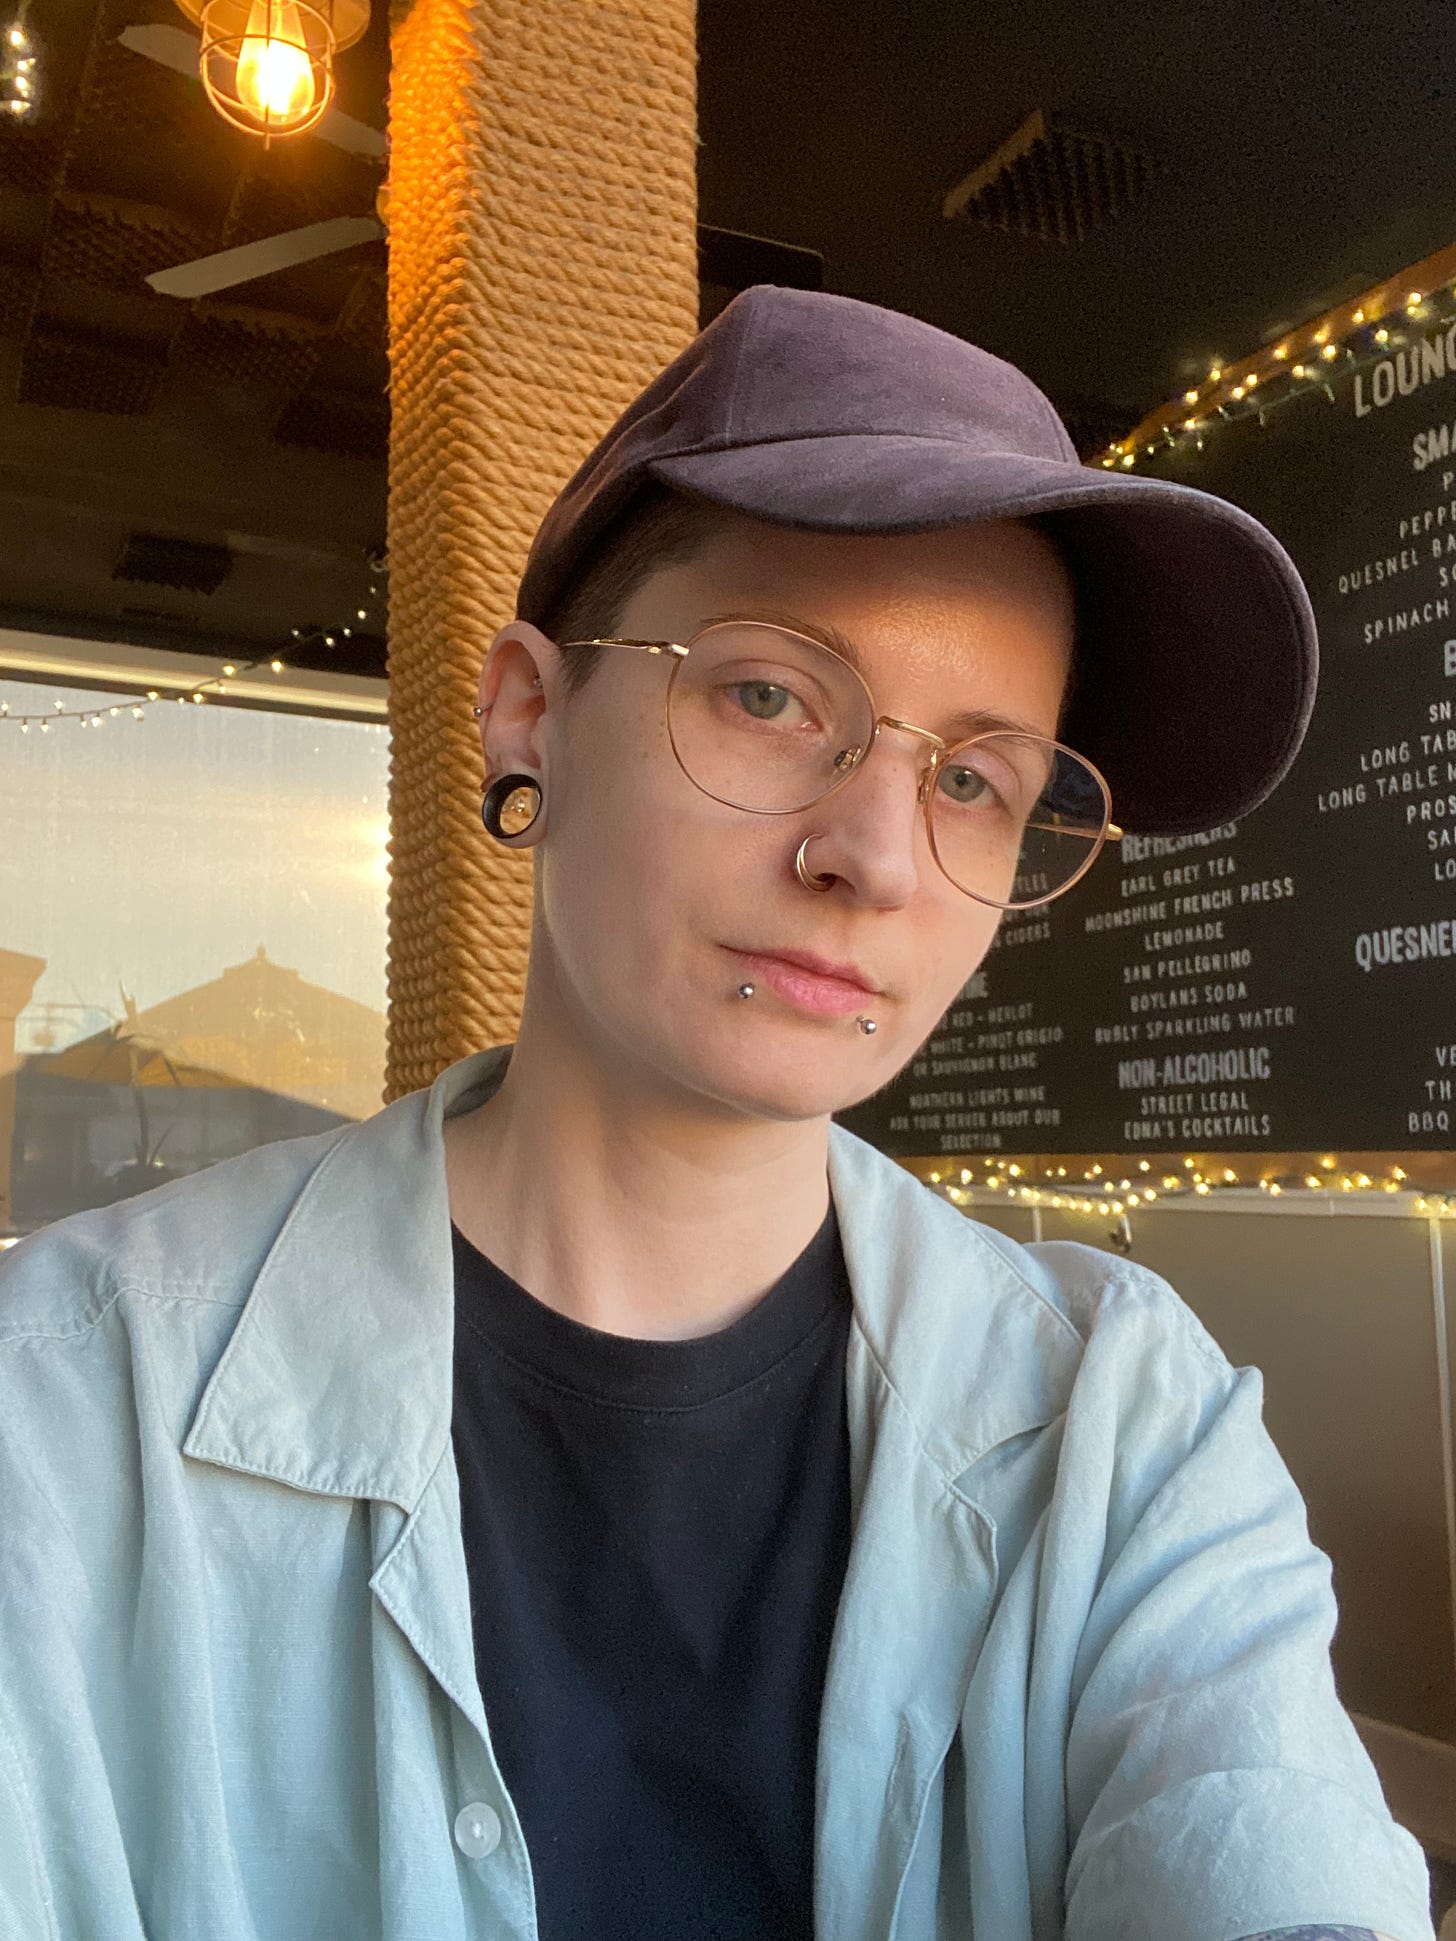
[928,735,1109,908]
[668,623,873,812]
[667,624,1108,907]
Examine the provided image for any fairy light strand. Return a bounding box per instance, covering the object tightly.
[1071,257,1456,1209]
[0,565,384,733]
[925,1154,1453,1220]
[1097,266,1456,472]
[1,1,38,120]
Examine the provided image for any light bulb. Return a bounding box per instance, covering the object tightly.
[235,0,315,124]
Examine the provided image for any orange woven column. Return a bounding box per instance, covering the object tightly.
[383,0,699,1100]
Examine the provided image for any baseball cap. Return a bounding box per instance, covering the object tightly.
[516,285,1318,836]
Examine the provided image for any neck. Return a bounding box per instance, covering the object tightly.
[443,991,835,1342]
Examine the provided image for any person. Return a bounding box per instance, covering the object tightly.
[0,286,1436,1941]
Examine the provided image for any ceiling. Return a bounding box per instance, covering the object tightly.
[1,0,1451,684]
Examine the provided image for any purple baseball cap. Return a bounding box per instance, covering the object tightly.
[516,285,1318,836]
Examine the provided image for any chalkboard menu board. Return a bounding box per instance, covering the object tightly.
[838,326,1456,1158]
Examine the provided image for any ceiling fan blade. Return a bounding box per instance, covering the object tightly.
[117,21,200,78]
[316,105,386,159]
[116,22,386,158]
[698,225,824,293]
[146,215,385,297]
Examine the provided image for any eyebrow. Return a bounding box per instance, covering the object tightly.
[698,608,1053,744]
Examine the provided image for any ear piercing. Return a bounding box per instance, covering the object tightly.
[472,673,542,717]
[472,691,875,1038]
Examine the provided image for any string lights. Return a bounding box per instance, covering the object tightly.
[0,554,385,734]
[1061,239,1456,1234]
[1,2,38,119]
[1095,240,1456,471]
[925,1154,1455,1222]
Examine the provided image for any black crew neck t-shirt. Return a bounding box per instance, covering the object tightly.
[449,1199,854,1941]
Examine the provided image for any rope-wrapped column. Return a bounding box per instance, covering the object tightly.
[383,0,699,1100]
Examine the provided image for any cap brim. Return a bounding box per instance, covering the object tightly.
[650,438,1317,836]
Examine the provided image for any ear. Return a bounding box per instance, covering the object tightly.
[477,620,559,714]
[476,621,559,785]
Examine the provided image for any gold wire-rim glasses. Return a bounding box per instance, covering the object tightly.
[554,619,1122,911]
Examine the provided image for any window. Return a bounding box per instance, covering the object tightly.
[1,667,390,1239]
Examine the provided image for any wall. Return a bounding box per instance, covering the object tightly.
[967,1191,1456,1861]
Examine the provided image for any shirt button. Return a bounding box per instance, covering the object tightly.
[454,1802,502,1859]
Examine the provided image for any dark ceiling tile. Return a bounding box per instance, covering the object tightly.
[69,32,240,232]
[17,322,168,412]
[0,257,39,334]
[274,389,388,462]
[113,531,232,593]
[943,110,1164,249]
[0,120,66,199]
[45,192,210,293]
[171,306,325,392]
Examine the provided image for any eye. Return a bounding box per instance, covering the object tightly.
[936,736,1054,821]
[937,753,1013,814]
[726,677,801,723]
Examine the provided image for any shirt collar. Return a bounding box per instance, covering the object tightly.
[183,1041,1079,1510]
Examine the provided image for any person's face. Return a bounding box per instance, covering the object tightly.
[480,513,1076,1124]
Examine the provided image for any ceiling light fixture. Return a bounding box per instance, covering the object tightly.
[171,0,369,140]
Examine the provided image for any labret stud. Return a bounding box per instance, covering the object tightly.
[737,982,876,1035]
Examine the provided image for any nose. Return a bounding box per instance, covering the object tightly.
[801,718,940,899]
[873,714,948,806]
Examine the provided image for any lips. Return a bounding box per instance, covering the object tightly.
[723,942,885,1020]
[753,948,880,994]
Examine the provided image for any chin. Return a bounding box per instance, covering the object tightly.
[696,1018,893,1123]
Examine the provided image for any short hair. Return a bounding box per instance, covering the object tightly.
[532,481,1079,729]
[532,480,732,702]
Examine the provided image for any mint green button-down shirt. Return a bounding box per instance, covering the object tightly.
[0,1043,1436,1941]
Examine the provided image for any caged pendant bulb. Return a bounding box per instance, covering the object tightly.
[172,0,369,139]
[234,0,316,124]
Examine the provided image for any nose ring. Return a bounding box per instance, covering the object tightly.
[796,836,835,893]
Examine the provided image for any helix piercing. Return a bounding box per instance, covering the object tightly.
[473,673,542,717]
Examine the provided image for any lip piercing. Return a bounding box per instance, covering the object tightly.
[737,982,876,1034]
[470,678,874,1038]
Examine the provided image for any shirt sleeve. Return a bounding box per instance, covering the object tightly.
[1055,1269,1436,1941]
[0,1702,56,1941]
